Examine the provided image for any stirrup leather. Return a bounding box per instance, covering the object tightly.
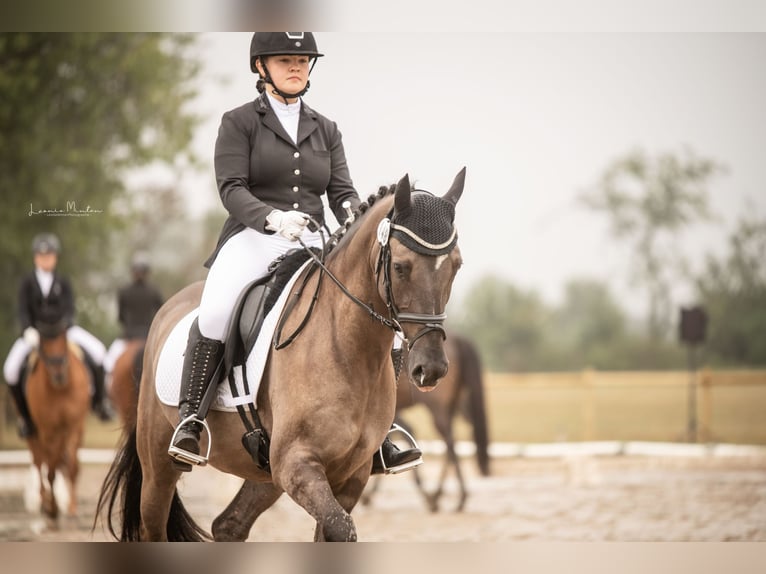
[168,414,213,467]
[377,423,424,475]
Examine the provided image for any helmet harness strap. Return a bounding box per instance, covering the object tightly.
[259,57,318,101]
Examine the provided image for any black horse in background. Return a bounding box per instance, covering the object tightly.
[364,332,490,512]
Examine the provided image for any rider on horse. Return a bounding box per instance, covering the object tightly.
[104,252,164,383]
[3,232,113,437]
[168,32,422,474]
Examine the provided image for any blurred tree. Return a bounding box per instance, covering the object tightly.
[0,33,201,355]
[695,211,766,366]
[450,275,550,372]
[550,279,627,369]
[98,185,224,344]
[581,147,723,340]
[450,274,686,372]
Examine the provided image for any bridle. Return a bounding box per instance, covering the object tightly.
[36,321,69,385]
[280,209,453,352]
[375,225,448,349]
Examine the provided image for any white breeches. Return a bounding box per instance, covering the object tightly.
[104,338,128,374]
[198,227,323,341]
[3,338,30,386]
[3,325,106,386]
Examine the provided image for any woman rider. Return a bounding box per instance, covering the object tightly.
[168,33,422,475]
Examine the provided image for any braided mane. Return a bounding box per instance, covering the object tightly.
[322,182,401,257]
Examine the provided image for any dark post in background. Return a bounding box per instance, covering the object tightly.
[679,306,708,443]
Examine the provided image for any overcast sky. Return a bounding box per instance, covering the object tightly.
[173,32,766,315]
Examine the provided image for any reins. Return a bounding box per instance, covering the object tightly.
[274,208,450,352]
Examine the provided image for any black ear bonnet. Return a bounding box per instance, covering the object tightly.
[390,191,458,256]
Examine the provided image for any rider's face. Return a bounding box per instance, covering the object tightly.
[258,55,310,103]
[34,252,58,272]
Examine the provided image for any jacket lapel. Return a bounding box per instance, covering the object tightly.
[256,94,296,147]
[262,111,297,147]
[256,93,320,147]
[297,104,319,145]
[31,273,44,300]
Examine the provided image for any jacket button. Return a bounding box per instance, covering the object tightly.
[294,169,300,175]
[292,202,299,209]
[292,186,299,192]
[293,152,300,158]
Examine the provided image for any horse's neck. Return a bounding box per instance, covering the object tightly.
[321,209,393,353]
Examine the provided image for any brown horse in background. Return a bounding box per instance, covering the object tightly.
[96,170,466,541]
[361,332,489,512]
[25,319,90,519]
[395,332,489,512]
[109,340,145,428]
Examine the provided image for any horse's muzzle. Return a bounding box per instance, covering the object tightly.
[409,349,448,391]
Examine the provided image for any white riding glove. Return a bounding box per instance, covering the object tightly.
[266,209,310,241]
[23,326,40,348]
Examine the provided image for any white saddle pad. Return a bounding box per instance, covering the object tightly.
[155,260,311,412]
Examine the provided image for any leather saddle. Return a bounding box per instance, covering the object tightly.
[211,247,317,472]
[221,247,317,377]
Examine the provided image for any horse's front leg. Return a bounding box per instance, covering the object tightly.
[311,467,369,541]
[63,428,83,516]
[42,463,58,519]
[212,480,284,541]
[277,455,356,542]
[63,461,79,517]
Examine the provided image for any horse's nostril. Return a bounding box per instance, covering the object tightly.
[412,366,425,386]
[411,364,445,390]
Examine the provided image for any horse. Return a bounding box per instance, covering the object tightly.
[96,169,466,542]
[108,339,145,428]
[392,332,489,512]
[24,318,91,519]
[220,333,489,536]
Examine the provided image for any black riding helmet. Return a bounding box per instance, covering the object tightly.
[32,232,61,255]
[131,251,151,273]
[250,33,323,100]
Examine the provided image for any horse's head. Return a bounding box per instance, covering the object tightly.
[378,168,465,390]
[35,319,70,387]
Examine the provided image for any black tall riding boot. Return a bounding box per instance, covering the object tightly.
[8,382,36,439]
[168,318,224,472]
[371,425,423,475]
[83,351,114,421]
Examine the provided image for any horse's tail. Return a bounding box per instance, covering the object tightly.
[94,425,145,540]
[131,344,145,392]
[94,423,210,541]
[457,337,491,476]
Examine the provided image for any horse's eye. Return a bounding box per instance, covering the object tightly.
[393,262,408,279]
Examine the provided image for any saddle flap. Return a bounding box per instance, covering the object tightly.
[222,247,317,374]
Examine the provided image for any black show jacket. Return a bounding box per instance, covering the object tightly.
[205,93,361,267]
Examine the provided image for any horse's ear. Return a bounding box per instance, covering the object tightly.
[443,167,466,206]
[394,173,412,215]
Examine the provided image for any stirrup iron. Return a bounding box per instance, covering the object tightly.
[378,422,424,475]
[168,414,212,467]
